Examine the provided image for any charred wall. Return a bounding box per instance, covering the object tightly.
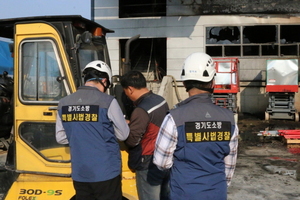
[118,0,300,18]
[168,0,300,15]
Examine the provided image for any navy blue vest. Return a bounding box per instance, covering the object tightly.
[169,93,235,200]
[58,86,121,182]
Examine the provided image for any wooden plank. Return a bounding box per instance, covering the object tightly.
[286,139,300,144]
[287,144,300,148]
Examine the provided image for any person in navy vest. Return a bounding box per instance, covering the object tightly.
[154,52,239,200]
[56,60,129,200]
[120,71,170,200]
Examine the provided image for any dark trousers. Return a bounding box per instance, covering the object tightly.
[73,175,122,200]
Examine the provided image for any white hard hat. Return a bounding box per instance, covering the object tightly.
[181,52,216,82]
[83,60,112,86]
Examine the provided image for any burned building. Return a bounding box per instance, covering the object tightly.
[93,0,300,117]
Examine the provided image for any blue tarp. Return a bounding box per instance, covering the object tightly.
[0,40,13,75]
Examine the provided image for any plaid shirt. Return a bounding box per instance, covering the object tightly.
[153,113,239,186]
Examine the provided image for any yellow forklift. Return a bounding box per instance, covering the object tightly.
[0,15,138,200]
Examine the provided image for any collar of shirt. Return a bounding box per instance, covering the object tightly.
[133,90,153,106]
[78,85,101,91]
[176,93,212,108]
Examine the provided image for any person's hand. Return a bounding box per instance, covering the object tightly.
[126,119,130,124]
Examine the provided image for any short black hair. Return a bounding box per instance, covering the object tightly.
[83,68,109,85]
[120,71,146,89]
[184,80,213,92]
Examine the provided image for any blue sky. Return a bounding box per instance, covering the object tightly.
[0,0,91,19]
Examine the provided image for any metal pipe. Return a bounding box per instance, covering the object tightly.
[125,34,140,64]
[121,34,140,76]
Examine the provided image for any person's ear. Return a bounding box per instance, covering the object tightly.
[128,86,134,94]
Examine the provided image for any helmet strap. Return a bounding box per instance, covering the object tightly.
[100,81,108,93]
[86,77,102,82]
[95,78,109,92]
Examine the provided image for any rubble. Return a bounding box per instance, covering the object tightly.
[228,113,300,200]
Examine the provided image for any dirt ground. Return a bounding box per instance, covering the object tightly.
[1,113,300,200]
[228,113,300,200]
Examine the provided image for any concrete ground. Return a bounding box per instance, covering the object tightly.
[228,143,300,200]
[227,113,300,200]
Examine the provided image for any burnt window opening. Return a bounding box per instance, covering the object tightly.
[281,45,297,56]
[207,26,240,44]
[281,25,300,43]
[119,0,166,18]
[224,46,240,56]
[206,46,222,57]
[243,46,259,56]
[206,25,299,57]
[120,38,166,80]
[242,26,278,56]
[262,45,278,56]
[279,25,300,56]
[243,25,277,44]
